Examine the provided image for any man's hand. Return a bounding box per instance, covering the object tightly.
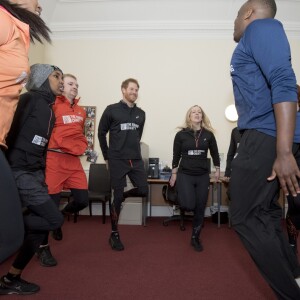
[271,101,300,196]
[267,153,300,196]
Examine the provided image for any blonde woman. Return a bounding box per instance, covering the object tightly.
[169,105,220,252]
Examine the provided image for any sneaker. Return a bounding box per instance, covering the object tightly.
[0,275,40,295]
[36,246,57,267]
[191,237,203,252]
[51,228,63,241]
[109,232,124,251]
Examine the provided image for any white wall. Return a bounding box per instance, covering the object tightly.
[29,38,300,171]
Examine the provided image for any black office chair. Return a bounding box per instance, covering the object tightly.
[88,163,112,224]
[161,183,192,231]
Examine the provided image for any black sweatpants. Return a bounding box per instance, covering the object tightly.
[0,149,24,263]
[10,170,64,270]
[12,200,64,270]
[230,129,300,300]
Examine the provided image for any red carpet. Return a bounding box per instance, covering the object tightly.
[0,216,278,299]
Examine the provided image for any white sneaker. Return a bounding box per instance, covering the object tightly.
[295,277,300,288]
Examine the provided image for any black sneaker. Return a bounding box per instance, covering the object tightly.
[191,237,203,252]
[36,246,57,267]
[51,228,63,241]
[0,276,40,295]
[109,232,124,251]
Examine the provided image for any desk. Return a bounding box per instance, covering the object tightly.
[141,179,168,226]
[142,178,223,227]
[210,180,223,228]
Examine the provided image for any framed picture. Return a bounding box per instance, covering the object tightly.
[82,106,96,154]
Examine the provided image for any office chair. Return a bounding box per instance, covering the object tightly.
[88,163,112,224]
[162,183,192,231]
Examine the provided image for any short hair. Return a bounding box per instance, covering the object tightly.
[63,74,77,81]
[248,0,277,18]
[121,78,139,89]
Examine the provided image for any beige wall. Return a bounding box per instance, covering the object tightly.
[28,38,300,170]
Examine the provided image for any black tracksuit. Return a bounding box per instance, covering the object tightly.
[5,84,64,270]
[98,100,148,231]
[172,128,220,233]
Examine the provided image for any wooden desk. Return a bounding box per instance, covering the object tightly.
[143,177,224,227]
[147,178,169,216]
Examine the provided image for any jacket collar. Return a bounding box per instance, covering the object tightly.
[56,95,80,105]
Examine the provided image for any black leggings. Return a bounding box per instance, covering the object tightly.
[110,186,148,231]
[12,200,64,270]
[41,188,88,245]
[176,172,210,230]
[60,188,88,213]
[0,149,24,263]
[113,186,148,215]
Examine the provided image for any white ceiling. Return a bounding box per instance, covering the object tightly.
[39,0,300,39]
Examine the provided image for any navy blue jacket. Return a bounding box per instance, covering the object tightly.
[230,19,300,142]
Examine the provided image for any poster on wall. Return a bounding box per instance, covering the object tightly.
[82,106,97,162]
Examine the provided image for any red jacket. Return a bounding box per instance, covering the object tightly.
[48,95,87,155]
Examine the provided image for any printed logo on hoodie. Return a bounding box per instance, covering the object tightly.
[120,123,139,131]
[62,115,84,124]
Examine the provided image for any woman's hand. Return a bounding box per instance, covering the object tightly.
[169,173,177,187]
[215,168,220,182]
[222,176,230,183]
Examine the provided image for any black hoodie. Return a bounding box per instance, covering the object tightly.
[6,80,56,171]
[172,127,220,176]
[98,100,145,160]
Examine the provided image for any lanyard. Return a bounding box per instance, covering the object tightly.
[195,128,203,148]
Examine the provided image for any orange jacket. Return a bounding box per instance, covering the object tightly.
[47,95,88,155]
[0,7,30,148]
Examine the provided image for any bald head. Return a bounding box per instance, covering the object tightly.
[246,0,277,18]
[234,0,277,42]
